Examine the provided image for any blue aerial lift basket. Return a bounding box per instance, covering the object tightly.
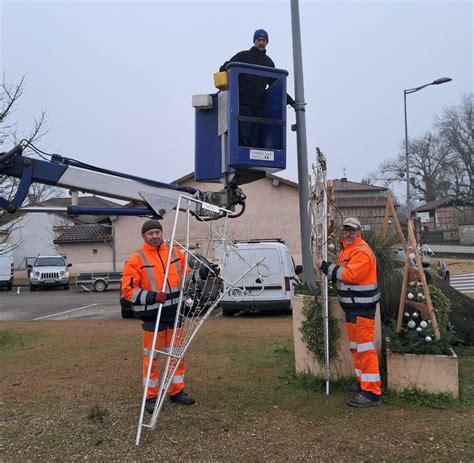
[194,63,288,185]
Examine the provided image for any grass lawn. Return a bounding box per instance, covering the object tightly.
[1,316,473,461]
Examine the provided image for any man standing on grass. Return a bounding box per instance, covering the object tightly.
[316,217,382,407]
[121,219,195,413]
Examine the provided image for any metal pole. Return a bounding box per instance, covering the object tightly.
[290,0,316,288]
[321,159,329,394]
[111,217,117,272]
[404,90,410,219]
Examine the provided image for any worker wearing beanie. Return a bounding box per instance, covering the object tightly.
[121,219,195,413]
[316,217,382,407]
[219,29,295,147]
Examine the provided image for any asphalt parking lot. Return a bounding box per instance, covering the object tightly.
[0,284,125,321]
[0,284,229,321]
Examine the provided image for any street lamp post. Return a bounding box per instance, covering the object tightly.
[403,77,452,218]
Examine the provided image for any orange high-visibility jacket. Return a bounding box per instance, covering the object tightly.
[122,241,185,321]
[326,236,380,311]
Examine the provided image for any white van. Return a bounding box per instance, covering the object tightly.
[220,239,300,317]
[0,243,14,291]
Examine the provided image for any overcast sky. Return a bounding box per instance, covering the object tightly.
[1,0,472,201]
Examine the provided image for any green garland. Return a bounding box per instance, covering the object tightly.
[299,294,339,364]
[386,284,459,356]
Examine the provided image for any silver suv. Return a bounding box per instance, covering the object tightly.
[28,255,71,291]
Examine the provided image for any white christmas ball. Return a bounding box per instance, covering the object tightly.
[417,292,424,299]
[407,293,414,300]
[328,243,336,251]
[420,321,428,329]
[185,298,194,308]
[425,336,432,342]
[412,311,419,318]
[404,312,410,317]
[409,281,415,287]
[428,320,432,324]
[416,327,422,332]
[417,281,423,287]
[407,320,416,329]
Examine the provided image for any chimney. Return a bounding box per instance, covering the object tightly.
[70,190,79,206]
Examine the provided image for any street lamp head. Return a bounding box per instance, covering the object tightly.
[432,77,452,85]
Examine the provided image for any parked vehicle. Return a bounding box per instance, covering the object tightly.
[391,244,433,269]
[220,239,300,317]
[76,271,122,292]
[0,243,14,291]
[28,255,71,291]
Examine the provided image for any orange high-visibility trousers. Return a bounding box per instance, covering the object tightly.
[143,327,186,399]
[345,315,381,396]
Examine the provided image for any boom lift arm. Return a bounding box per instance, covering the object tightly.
[0,143,246,219]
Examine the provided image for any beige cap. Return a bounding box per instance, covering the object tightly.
[342,217,362,229]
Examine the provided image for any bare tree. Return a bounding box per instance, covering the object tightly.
[369,132,452,203]
[435,93,474,201]
[0,74,52,245]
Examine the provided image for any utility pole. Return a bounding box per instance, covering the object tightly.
[290,0,315,287]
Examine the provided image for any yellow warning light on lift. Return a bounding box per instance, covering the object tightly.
[213,71,229,91]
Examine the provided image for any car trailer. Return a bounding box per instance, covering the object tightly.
[75,272,122,292]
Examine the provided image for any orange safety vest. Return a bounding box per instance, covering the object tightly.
[326,236,380,311]
[122,241,185,321]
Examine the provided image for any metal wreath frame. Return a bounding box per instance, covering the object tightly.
[135,195,267,446]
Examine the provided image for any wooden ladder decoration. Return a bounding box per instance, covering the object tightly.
[381,191,406,246]
[396,220,441,340]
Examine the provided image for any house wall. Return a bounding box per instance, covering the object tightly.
[178,177,302,263]
[55,242,113,275]
[336,205,387,231]
[6,213,72,269]
[420,205,474,242]
[112,177,303,265]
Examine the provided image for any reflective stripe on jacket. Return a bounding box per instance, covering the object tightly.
[121,241,185,321]
[325,237,380,311]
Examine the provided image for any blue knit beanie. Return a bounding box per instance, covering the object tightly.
[253,29,269,43]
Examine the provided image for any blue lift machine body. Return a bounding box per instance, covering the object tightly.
[194,63,288,184]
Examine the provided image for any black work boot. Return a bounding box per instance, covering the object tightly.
[169,390,195,405]
[348,393,381,408]
[145,397,157,413]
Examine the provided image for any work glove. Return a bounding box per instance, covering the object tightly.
[154,291,167,304]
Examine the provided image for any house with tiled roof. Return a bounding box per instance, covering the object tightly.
[412,198,474,243]
[8,174,400,275]
[331,178,396,231]
[5,195,121,272]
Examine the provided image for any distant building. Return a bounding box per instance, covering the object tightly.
[20,175,401,274]
[4,195,120,273]
[331,178,395,231]
[413,198,474,244]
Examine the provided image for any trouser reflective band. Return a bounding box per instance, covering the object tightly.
[143,328,186,399]
[345,321,359,380]
[345,316,381,395]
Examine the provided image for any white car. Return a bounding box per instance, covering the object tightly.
[28,255,71,291]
